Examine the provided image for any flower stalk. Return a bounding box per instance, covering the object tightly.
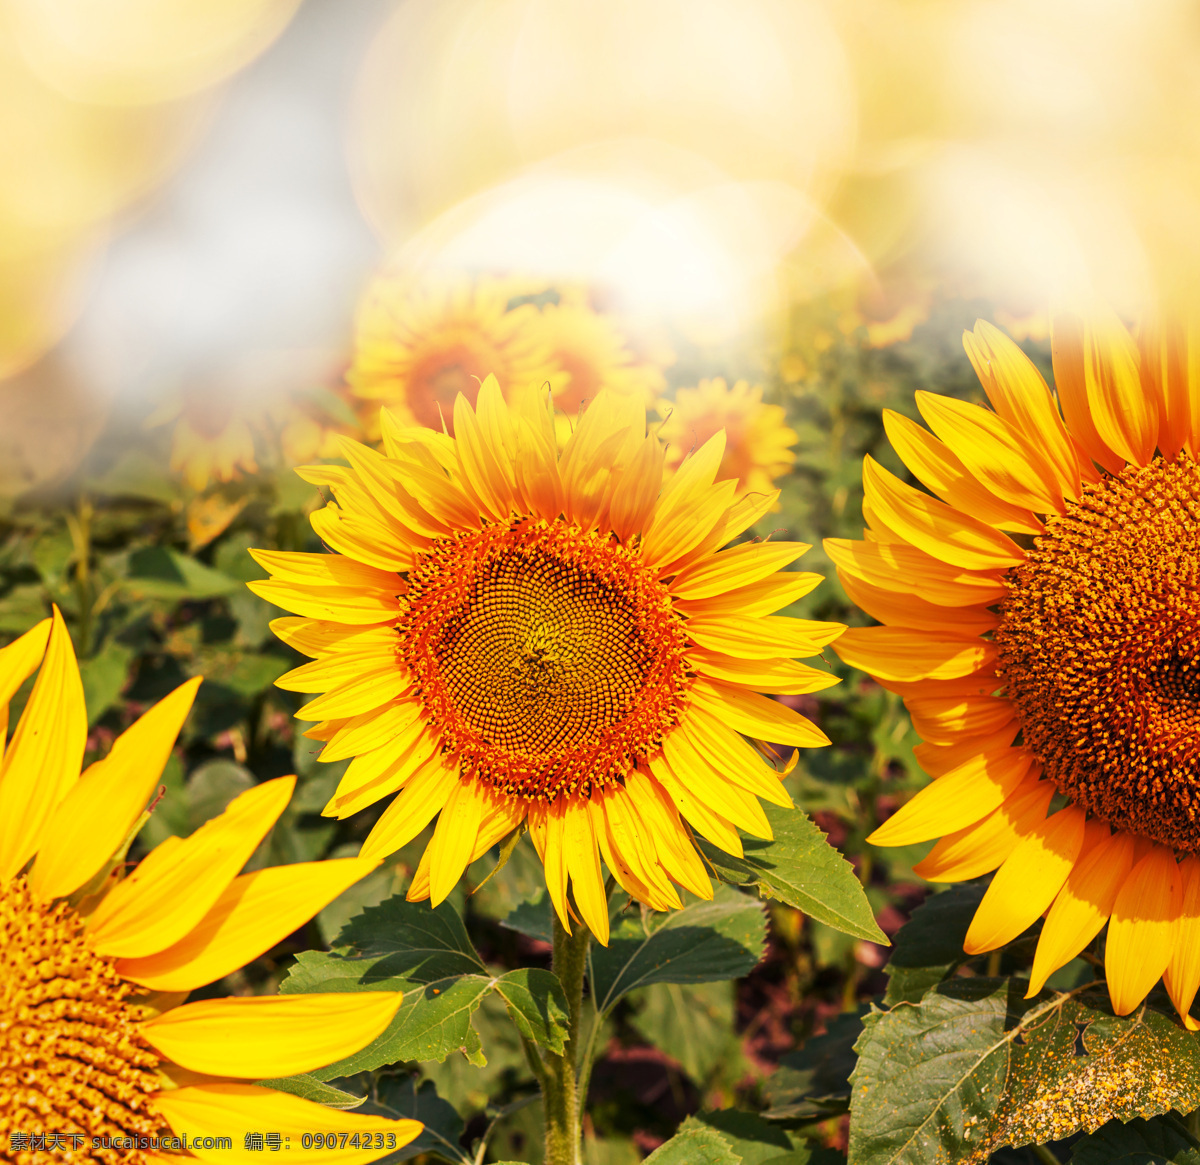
[542,912,593,1165]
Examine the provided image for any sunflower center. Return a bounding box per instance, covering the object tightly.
[407,339,495,432]
[0,875,169,1163]
[400,518,692,799]
[995,452,1200,850]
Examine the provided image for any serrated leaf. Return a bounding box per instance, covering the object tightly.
[356,1073,467,1164]
[849,977,1200,1165]
[502,893,554,945]
[765,1010,863,1122]
[491,968,570,1054]
[307,976,493,1078]
[334,895,487,983]
[258,1074,366,1109]
[643,1125,741,1165]
[883,883,985,1005]
[590,887,767,1015]
[1069,1116,1200,1165]
[699,804,886,944]
[680,1110,796,1164]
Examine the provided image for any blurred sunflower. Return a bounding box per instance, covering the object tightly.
[657,379,797,497]
[250,379,841,944]
[0,612,420,1162]
[165,397,259,494]
[346,274,559,440]
[533,289,667,416]
[830,312,1200,1021]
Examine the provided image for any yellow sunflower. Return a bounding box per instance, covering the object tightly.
[829,312,1200,1021]
[249,379,841,945]
[345,274,559,441]
[657,379,798,498]
[0,612,420,1163]
[532,289,667,417]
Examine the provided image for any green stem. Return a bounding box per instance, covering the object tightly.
[543,913,591,1165]
[1031,1146,1061,1165]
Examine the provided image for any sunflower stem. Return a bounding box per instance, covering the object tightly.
[544,913,591,1165]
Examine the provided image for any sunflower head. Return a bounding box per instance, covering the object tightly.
[657,378,798,497]
[253,377,842,944]
[345,273,560,439]
[0,612,420,1162]
[829,309,1200,1021]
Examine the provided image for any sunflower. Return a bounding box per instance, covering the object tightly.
[0,612,421,1163]
[531,289,667,417]
[249,379,841,944]
[829,312,1200,1021]
[657,379,797,498]
[168,407,258,493]
[345,274,560,441]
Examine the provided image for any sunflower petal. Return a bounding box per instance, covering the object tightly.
[825,537,1009,606]
[1106,844,1181,1016]
[117,858,379,991]
[1083,310,1156,467]
[835,626,996,683]
[151,1084,421,1165]
[425,776,485,907]
[1164,856,1200,1030]
[141,992,403,1079]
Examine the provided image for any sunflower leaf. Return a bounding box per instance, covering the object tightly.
[490,968,570,1054]
[642,1125,741,1165]
[256,1074,367,1110]
[848,976,1200,1165]
[590,886,766,1016]
[1068,1116,1200,1165]
[698,804,887,944]
[764,1009,863,1122]
[883,883,986,1005]
[354,1073,470,1164]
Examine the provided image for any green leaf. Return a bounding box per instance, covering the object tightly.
[89,450,182,505]
[642,1126,741,1165]
[502,893,554,945]
[183,760,254,834]
[257,1074,366,1109]
[491,968,570,1054]
[699,804,887,944]
[629,981,741,1086]
[883,884,985,1005]
[79,640,134,724]
[849,978,1200,1165]
[0,584,49,632]
[590,887,767,1015]
[32,528,74,588]
[125,546,240,599]
[680,1111,796,1165]
[357,1073,467,1164]
[1070,1116,1200,1165]
[765,1010,862,1122]
[334,896,487,983]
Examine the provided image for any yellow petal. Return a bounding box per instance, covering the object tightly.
[689,678,830,748]
[835,626,996,683]
[270,618,395,658]
[623,769,713,900]
[882,409,1043,533]
[29,677,202,901]
[906,695,1014,746]
[328,723,438,819]
[531,798,572,934]
[1164,855,1200,1030]
[151,1084,421,1165]
[661,730,771,839]
[595,786,680,912]
[141,992,403,1079]
[425,776,485,907]
[912,725,1020,777]
[680,712,793,809]
[117,858,379,992]
[825,537,1009,606]
[688,649,840,695]
[88,777,295,958]
[358,757,459,861]
[1050,313,1124,474]
[965,321,1083,502]
[862,454,1024,570]
[296,665,408,722]
[247,580,399,625]
[0,617,52,719]
[309,504,415,573]
[276,648,404,694]
[914,774,1054,882]
[320,701,424,765]
[563,799,609,945]
[0,608,86,880]
[678,571,823,619]
[1106,844,1181,1016]
[1026,823,1130,997]
[685,614,844,660]
[963,805,1087,954]
[248,549,400,590]
[1084,310,1156,467]
[647,752,743,858]
[915,390,1064,513]
[838,569,1000,638]
[867,747,1034,846]
[669,541,811,599]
